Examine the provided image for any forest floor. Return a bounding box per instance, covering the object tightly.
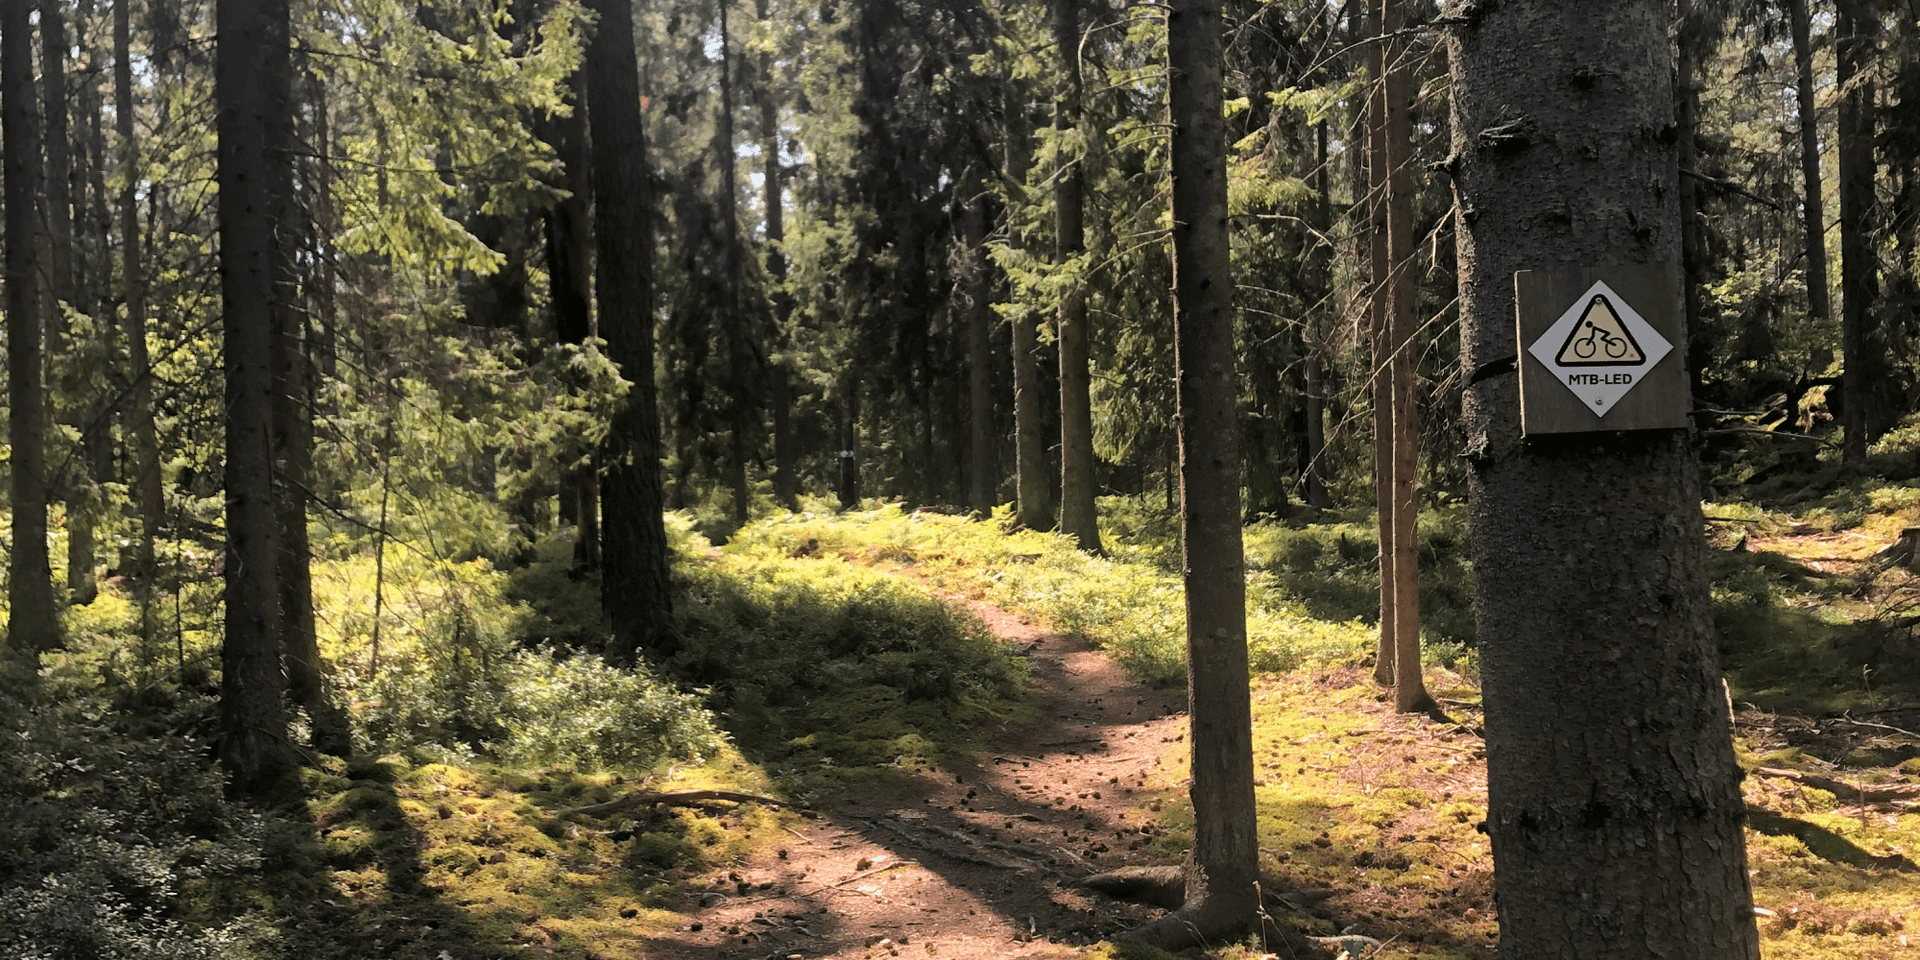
[625,556,1510,960]
[641,594,1201,959]
[626,521,1920,960]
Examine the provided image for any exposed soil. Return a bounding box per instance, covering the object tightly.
[644,597,1195,959]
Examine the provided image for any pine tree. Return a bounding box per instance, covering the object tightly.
[1444,2,1761,953]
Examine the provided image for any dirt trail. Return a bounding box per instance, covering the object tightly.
[645,597,1194,959]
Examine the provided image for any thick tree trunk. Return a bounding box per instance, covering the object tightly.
[5,0,60,655]
[1445,4,1761,956]
[216,0,296,797]
[1837,0,1884,461]
[965,179,997,513]
[1381,0,1431,714]
[1054,0,1101,552]
[586,0,674,660]
[1789,0,1832,326]
[1130,0,1260,947]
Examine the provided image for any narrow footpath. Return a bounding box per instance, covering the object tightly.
[645,596,1196,959]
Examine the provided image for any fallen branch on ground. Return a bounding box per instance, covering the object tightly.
[557,790,799,818]
[1753,767,1920,804]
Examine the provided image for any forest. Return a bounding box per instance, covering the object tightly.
[3,0,1920,957]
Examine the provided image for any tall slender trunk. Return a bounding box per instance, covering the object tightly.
[541,71,599,567]
[41,0,95,604]
[1303,120,1332,509]
[117,0,162,649]
[1054,0,1101,551]
[1446,3,1760,954]
[40,0,71,302]
[586,0,674,660]
[1676,0,1708,393]
[274,36,349,756]
[965,176,997,513]
[216,0,296,797]
[1788,0,1832,326]
[1009,109,1054,530]
[1366,0,1396,688]
[1837,0,1884,460]
[717,0,752,527]
[758,0,798,511]
[1133,0,1265,948]
[6,0,60,654]
[1382,0,1431,713]
[838,382,861,510]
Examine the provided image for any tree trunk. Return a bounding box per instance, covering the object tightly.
[540,71,600,568]
[586,0,674,660]
[838,382,861,510]
[216,0,296,797]
[716,0,753,528]
[965,177,997,514]
[116,0,162,648]
[39,0,71,302]
[1130,0,1259,947]
[1382,0,1431,713]
[1787,0,1831,351]
[758,0,798,511]
[1837,0,1884,461]
[1008,109,1054,531]
[1675,0,1708,394]
[5,0,59,655]
[1303,120,1331,509]
[1367,0,1396,689]
[1054,0,1101,552]
[1445,3,1761,956]
[271,25,349,757]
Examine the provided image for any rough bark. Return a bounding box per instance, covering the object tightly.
[216,0,296,797]
[837,383,861,510]
[1382,0,1431,714]
[1054,0,1101,552]
[1128,0,1259,946]
[1836,0,1885,461]
[1787,0,1831,355]
[586,0,674,660]
[1445,3,1761,956]
[5,0,60,654]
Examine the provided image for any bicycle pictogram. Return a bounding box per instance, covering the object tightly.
[1571,315,1629,359]
[1551,293,1645,367]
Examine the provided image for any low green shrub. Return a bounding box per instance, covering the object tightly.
[0,692,279,960]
